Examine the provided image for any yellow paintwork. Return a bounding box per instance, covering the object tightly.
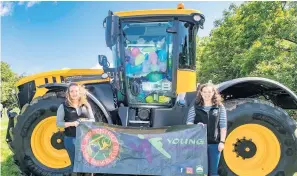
[115,9,201,17]
[176,70,196,94]
[17,68,109,100]
[32,87,48,100]
[16,69,105,87]
[223,124,281,176]
[31,116,70,168]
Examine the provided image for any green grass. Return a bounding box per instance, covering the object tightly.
[1,110,21,176]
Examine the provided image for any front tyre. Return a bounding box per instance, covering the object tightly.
[219,99,297,176]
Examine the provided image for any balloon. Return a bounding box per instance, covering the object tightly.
[159,96,170,103]
[145,53,149,60]
[126,63,142,75]
[137,38,146,44]
[126,63,132,75]
[151,65,159,72]
[149,52,158,65]
[135,53,145,66]
[157,38,165,48]
[142,60,150,73]
[157,50,167,62]
[127,56,135,65]
[159,62,167,72]
[146,72,164,82]
[131,48,140,57]
[130,64,143,74]
[168,57,172,67]
[145,96,154,103]
[142,47,156,52]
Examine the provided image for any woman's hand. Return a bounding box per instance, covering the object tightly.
[197,122,205,127]
[218,142,224,152]
[72,121,80,127]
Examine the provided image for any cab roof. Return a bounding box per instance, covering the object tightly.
[114,9,202,17]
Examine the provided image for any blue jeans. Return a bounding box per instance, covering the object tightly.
[208,144,221,176]
[64,136,76,169]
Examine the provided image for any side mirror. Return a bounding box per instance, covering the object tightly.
[105,11,119,49]
[98,55,110,69]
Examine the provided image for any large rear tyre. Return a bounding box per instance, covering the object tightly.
[219,99,297,176]
[11,92,106,176]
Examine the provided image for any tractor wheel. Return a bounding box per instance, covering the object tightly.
[219,98,297,176]
[11,92,106,176]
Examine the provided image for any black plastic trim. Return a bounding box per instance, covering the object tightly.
[217,77,297,109]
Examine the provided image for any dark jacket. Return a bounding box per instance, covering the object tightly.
[63,102,87,137]
[194,104,221,144]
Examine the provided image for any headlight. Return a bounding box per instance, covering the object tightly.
[101,73,109,79]
[193,15,202,22]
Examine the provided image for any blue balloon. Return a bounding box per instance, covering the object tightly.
[129,64,143,75]
[126,63,132,75]
[157,50,167,62]
[145,53,149,60]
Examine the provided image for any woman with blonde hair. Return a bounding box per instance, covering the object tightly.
[187,82,227,176]
[56,83,95,176]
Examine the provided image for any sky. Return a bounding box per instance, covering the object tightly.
[1,1,243,76]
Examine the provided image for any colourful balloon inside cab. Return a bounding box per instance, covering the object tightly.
[157,50,167,62]
[135,53,145,66]
[149,52,158,65]
[131,48,141,57]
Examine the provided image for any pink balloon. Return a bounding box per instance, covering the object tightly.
[131,48,140,57]
[149,52,158,65]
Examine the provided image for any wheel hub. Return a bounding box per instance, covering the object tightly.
[223,124,281,176]
[31,116,71,168]
[233,137,257,159]
[51,131,65,150]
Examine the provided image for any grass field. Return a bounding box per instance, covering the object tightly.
[1,110,21,175]
[1,110,297,176]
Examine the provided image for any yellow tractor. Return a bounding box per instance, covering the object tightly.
[6,3,297,176]
[6,69,111,175]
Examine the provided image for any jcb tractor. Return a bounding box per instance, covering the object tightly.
[6,3,297,176]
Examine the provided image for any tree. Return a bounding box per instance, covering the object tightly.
[1,61,19,108]
[196,1,297,120]
[197,1,297,88]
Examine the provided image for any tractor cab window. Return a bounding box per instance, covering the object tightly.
[122,21,174,105]
[178,22,196,70]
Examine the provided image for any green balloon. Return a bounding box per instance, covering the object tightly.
[168,58,172,67]
[146,72,163,82]
[146,96,154,103]
[135,53,145,66]
[142,47,156,52]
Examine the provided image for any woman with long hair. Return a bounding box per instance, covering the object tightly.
[187,82,227,176]
[56,83,95,176]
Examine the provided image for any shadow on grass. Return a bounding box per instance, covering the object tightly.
[1,154,21,176]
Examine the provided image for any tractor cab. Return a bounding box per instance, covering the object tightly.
[100,3,204,107]
[99,3,205,127]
